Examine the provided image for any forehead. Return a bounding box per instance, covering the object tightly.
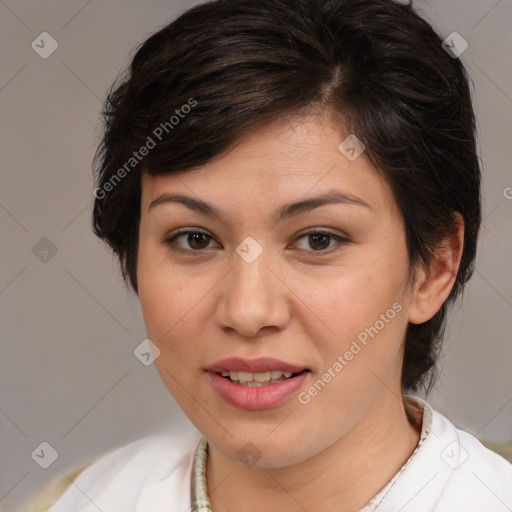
[140,114,398,219]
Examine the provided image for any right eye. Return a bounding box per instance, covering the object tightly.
[163,229,219,254]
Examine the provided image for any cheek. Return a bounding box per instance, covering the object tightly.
[137,252,223,372]
[301,272,408,417]
[137,267,207,410]
[311,256,407,337]
[304,244,410,381]
[138,270,196,346]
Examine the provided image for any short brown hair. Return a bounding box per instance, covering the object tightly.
[92,0,481,393]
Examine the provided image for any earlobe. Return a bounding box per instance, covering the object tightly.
[407,213,465,325]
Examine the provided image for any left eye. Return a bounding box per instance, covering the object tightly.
[294,231,347,252]
[163,229,348,254]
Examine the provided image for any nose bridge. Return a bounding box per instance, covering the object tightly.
[232,242,271,300]
[217,238,289,337]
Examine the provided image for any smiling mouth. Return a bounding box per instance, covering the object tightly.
[218,370,309,387]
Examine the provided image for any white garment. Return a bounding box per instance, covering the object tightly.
[45,397,512,512]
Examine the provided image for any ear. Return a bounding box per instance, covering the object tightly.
[407,213,465,325]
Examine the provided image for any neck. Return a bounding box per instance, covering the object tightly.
[207,394,422,512]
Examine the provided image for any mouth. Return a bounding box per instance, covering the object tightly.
[205,357,311,409]
[206,356,310,380]
[218,369,309,387]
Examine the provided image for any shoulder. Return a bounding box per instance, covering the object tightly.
[23,460,97,512]
[381,397,512,512]
[23,427,202,512]
[433,410,512,511]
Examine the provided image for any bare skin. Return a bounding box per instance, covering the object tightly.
[136,113,464,511]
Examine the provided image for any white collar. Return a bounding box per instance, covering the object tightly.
[190,394,433,511]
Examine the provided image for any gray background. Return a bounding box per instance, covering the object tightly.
[1,0,511,510]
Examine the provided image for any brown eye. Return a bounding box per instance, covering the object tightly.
[308,233,331,251]
[294,230,349,253]
[186,232,211,250]
[164,230,217,253]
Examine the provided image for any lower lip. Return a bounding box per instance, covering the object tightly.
[208,371,309,410]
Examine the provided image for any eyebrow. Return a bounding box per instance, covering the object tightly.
[148,189,372,223]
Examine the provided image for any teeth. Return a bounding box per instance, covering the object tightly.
[220,369,296,385]
[238,371,253,382]
[253,371,271,382]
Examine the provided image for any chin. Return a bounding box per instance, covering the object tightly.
[212,430,316,469]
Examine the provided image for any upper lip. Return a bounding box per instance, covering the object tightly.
[206,357,309,374]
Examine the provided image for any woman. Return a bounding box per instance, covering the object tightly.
[26,0,512,510]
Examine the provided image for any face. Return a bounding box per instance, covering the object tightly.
[137,113,416,468]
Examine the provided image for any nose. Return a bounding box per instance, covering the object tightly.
[215,245,291,338]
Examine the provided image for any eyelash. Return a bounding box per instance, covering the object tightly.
[163,228,350,255]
